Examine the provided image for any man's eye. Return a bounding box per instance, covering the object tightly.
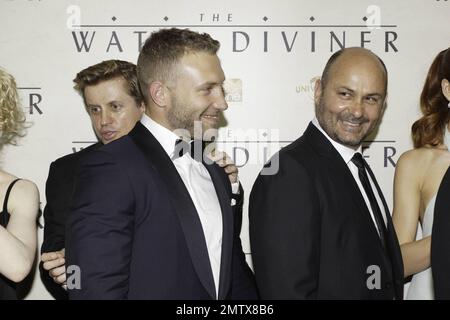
[111,103,122,110]
[339,92,351,98]
[90,107,100,114]
[366,97,379,104]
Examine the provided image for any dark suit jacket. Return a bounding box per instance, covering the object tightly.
[66,122,257,300]
[40,143,101,299]
[431,167,450,299]
[249,122,404,299]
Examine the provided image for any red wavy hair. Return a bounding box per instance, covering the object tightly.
[412,48,450,148]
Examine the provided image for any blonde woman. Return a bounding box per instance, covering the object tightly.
[0,68,39,299]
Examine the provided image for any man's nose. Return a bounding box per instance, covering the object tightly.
[100,109,113,125]
[213,87,228,111]
[348,100,364,118]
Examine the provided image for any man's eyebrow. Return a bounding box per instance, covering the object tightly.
[365,93,383,97]
[336,86,355,93]
[196,81,222,88]
[107,100,122,105]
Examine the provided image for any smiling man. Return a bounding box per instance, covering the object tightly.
[66,28,258,300]
[249,47,404,299]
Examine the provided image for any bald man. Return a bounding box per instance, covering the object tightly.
[249,48,404,299]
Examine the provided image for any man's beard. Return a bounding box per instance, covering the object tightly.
[167,95,196,134]
[316,97,371,148]
[167,95,218,140]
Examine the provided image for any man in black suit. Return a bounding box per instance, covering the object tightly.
[249,47,404,299]
[41,59,243,299]
[65,28,257,299]
[40,60,145,299]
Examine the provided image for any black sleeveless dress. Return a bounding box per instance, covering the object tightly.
[432,167,450,299]
[0,179,21,300]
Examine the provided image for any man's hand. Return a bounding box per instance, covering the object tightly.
[208,151,239,184]
[41,248,66,288]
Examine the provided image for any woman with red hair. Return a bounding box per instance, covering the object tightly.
[392,47,450,299]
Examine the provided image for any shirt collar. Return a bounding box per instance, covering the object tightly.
[140,114,181,158]
[311,117,362,164]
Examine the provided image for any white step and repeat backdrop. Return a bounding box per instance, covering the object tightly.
[0,0,449,299]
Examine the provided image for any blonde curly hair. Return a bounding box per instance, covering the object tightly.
[0,68,26,145]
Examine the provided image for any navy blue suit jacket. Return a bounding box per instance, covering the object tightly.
[66,122,257,299]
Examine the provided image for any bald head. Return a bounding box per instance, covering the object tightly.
[321,47,388,93]
[314,47,388,149]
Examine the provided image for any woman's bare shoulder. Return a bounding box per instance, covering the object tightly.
[0,174,40,218]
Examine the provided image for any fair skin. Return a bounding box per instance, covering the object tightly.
[147,51,236,180]
[41,76,145,289]
[42,72,239,288]
[314,48,387,150]
[392,78,450,277]
[147,51,228,142]
[84,77,145,144]
[0,172,39,283]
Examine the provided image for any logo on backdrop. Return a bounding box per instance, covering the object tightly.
[18,87,44,116]
[66,5,399,169]
[66,5,399,54]
[224,79,242,103]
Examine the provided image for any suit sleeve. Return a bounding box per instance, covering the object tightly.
[41,161,70,253]
[40,161,71,300]
[249,153,321,299]
[66,150,135,300]
[229,185,259,299]
[232,183,244,239]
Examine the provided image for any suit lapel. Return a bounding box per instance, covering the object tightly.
[303,123,385,246]
[203,162,233,300]
[129,122,216,299]
[365,163,404,298]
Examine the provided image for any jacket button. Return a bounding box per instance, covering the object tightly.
[385,281,392,289]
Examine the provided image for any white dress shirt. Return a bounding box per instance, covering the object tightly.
[312,118,387,235]
[141,114,226,298]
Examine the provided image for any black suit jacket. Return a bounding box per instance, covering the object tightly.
[40,143,101,300]
[66,122,257,299]
[249,122,404,299]
[431,167,450,299]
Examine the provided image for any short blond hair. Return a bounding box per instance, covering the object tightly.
[73,60,143,106]
[137,28,220,104]
[0,68,26,145]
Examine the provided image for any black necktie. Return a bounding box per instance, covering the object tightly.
[172,139,206,162]
[351,152,387,249]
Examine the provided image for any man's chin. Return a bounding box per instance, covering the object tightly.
[203,126,219,141]
[333,132,365,148]
[192,123,217,141]
[338,137,363,148]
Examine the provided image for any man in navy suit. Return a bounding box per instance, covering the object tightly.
[66,28,257,299]
[40,60,145,299]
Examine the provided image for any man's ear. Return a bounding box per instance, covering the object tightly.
[442,79,450,102]
[149,81,168,108]
[138,102,145,114]
[314,78,323,107]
